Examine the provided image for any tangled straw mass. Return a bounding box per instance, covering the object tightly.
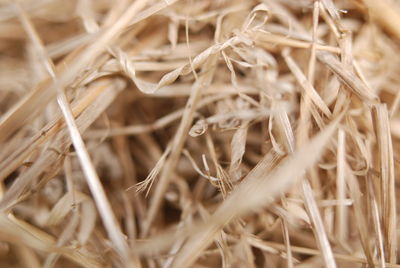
[0,0,400,267]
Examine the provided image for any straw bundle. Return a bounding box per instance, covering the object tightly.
[0,0,399,267]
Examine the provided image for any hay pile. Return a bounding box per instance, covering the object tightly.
[0,0,400,267]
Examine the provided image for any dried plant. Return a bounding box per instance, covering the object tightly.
[0,0,399,267]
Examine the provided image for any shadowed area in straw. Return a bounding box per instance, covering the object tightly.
[0,0,400,267]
